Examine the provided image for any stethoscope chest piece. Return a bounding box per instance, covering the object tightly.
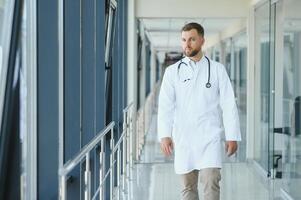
[206,82,211,88]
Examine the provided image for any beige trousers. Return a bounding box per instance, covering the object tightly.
[180,168,221,200]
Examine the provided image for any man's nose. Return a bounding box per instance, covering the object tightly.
[185,41,191,47]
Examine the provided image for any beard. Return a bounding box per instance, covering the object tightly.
[184,47,201,57]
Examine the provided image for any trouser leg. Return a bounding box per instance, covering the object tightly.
[180,170,199,200]
[199,168,221,200]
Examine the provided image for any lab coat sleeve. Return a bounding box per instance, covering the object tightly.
[157,67,176,141]
[218,64,242,141]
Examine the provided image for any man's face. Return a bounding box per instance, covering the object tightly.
[181,29,204,57]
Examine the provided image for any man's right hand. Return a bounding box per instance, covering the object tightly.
[160,137,173,156]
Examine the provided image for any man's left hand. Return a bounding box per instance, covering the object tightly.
[225,141,238,157]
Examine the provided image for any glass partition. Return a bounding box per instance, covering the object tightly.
[211,44,221,63]
[280,0,301,198]
[233,32,247,161]
[0,1,4,77]
[254,1,274,174]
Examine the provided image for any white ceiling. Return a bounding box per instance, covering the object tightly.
[136,0,250,19]
[141,18,244,53]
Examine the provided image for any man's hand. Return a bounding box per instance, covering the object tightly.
[225,141,238,157]
[160,137,173,156]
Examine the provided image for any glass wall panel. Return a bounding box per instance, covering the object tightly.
[0,0,15,133]
[0,0,23,198]
[280,0,301,198]
[254,1,273,173]
[233,32,247,161]
[0,0,5,76]
[215,45,221,62]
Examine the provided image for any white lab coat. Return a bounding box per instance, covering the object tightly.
[157,55,241,174]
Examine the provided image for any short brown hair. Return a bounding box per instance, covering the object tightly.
[181,22,204,37]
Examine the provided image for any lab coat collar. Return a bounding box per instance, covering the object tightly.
[182,54,206,67]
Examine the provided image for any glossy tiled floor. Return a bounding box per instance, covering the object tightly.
[123,113,285,200]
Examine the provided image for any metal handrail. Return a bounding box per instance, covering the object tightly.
[59,121,115,176]
[123,102,134,113]
[59,103,134,200]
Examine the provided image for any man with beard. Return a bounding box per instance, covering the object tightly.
[157,22,241,200]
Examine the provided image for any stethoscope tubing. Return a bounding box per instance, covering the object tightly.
[177,56,211,88]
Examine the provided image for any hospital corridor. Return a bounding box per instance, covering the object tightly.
[1,0,301,200]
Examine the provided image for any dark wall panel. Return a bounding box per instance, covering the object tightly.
[81,0,97,197]
[112,0,128,135]
[82,0,96,146]
[37,0,59,199]
[64,0,81,198]
[112,1,121,136]
[96,0,106,134]
[123,0,128,107]
[64,0,81,162]
[95,0,106,194]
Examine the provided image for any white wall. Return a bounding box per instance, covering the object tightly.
[127,0,137,108]
[127,0,138,159]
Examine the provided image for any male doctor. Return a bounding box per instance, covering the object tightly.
[157,22,241,200]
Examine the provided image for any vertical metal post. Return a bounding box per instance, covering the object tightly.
[122,113,127,192]
[110,128,114,200]
[99,138,105,200]
[129,110,133,179]
[135,113,138,161]
[126,111,132,200]
[126,112,130,181]
[117,146,121,200]
[60,175,66,200]
[85,153,91,200]
[58,0,65,198]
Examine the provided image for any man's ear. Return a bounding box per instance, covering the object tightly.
[201,37,205,46]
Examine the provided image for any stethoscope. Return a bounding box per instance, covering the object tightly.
[177,56,211,88]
